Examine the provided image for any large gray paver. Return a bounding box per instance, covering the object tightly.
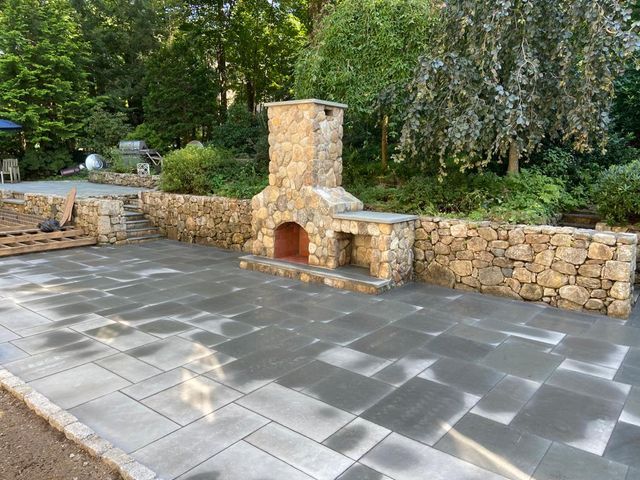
[323,417,391,460]
[247,423,354,480]
[133,403,268,479]
[435,413,551,480]
[126,336,213,370]
[177,441,313,480]
[533,442,628,480]
[361,377,479,445]
[2,240,640,480]
[71,391,179,453]
[361,433,508,480]
[142,375,242,425]
[512,384,623,455]
[3,339,117,381]
[96,352,163,383]
[0,180,150,197]
[470,375,540,425]
[237,383,354,442]
[29,363,130,408]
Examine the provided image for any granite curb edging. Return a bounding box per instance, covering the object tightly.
[0,368,159,480]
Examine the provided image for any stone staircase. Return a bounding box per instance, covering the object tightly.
[123,199,163,243]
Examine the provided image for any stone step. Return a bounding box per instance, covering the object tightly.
[239,254,393,295]
[557,223,597,230]
[560,212,601,227]
[126,227,160,238]
[125,219,152,226]
[123,211,145,220]
[126,233,164,244]
[1,198,25,205]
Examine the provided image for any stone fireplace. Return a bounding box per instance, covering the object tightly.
[241,99,417,293]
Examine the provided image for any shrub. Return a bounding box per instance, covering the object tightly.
[20,148,72,179]
[160,145,267,198]
[594,160,640,224]
[78,105,131,156]
[105,147,134,174]
[345,164,568,224]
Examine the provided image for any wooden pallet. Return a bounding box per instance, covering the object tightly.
[0,227,97,257]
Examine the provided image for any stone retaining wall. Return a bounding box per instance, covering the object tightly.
[414,218,637,318]
[0,191,128,245]
[596,222,640,286]
[139,191,252,250]
[89,171,160,189]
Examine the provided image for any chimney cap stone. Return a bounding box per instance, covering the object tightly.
[263,98,348,109]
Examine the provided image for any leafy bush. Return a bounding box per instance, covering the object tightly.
[160,145,266,198]
[78,105,131,156]
[594,160,640,224]
[105,147,134,173]
[20,148,72,179]
[126,123,168,152]
[346,166,568,224]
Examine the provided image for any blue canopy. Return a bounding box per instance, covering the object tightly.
[0,119,22,131]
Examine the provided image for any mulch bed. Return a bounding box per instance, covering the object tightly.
[0,388,123,480]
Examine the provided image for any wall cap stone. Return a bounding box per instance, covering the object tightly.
[264,98,348,109]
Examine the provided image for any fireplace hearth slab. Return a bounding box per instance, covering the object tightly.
[332,211,419,224]
[239,255,393,295]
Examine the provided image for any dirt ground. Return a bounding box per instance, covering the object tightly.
[0,388,122,480]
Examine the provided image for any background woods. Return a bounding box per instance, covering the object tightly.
[0,0,638,226]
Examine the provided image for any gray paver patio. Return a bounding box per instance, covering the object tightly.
[1,239,639,479]
[0,179,150,197]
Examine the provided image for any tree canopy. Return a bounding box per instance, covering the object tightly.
[0,0,92,152]
[397,0,639,175]
[295,0,437,167]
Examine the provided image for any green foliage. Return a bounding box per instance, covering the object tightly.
[70,0,169,124]
[126,123,166,152]
[160,146,267,198]
[346,166,570,224]
[295,0,436,142]
[399,0,639,174]
[78,105,131,156]
[105,147,133,174]
[143,33,220,148]
[20,149,72,179]
[208,104,268,157]
[594,160,640,224]
[228,0,307,111]
[0,0,92,153]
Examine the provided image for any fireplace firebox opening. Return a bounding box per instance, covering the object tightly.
[274,222,309,264]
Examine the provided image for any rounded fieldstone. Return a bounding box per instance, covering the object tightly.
[555,247,588,265]
[505,244,534,262]
[520,283,544,300]
[587,242,614,261]
[559,285,590,305]
[537,269,569,288]
[478,266,504,286]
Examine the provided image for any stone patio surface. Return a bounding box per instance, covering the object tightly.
[0,180,150,197]
[1,240,639,480]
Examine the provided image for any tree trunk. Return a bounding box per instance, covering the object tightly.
[217,44,228,122]
[381,114,389,171]
[246,78,256,114]
[507,141,519,175]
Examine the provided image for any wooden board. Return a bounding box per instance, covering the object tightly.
[59,187,77,227]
